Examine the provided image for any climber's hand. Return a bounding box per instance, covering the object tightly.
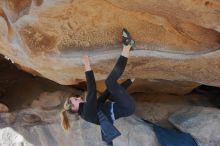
[81,55,91,71]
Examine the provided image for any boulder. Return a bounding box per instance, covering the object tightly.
[0,89,160,146]
[0,115,159,146]
[22,113,41,123]
[31,91,63,110]
[169,107,220,146]
[133,92,214,126]
[0,103,9,113]
[0,112,16,126]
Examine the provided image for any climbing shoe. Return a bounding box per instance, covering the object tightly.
[122,28,135,48]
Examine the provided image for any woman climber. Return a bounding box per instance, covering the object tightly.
[60,28,136,146]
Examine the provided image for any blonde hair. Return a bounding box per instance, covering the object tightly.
[60,98,72,131]
[60,93,85,131]
[60,109,71,131]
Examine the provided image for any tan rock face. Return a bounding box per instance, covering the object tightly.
[0,0,220,85]
[0,103,9,113]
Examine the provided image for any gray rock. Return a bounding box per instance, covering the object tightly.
[0,113,16,126]
[0,115,159,146]
[169,106,220,146]
[22,113,41,124]
[133,92,213,127]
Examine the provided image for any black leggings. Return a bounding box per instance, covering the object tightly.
[97,79,132,103]
[104,55,135,119]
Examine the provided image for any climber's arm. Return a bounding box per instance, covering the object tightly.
[81,55,97,121]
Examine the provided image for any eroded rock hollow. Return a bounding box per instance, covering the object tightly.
[0,0,220,85]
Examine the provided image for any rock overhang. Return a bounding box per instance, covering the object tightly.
[0,0,219,85]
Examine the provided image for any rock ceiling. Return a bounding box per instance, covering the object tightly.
[0,0,220,85]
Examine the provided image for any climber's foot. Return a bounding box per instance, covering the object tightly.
[122,28,135,49]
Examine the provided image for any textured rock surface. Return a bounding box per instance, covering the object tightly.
[133,92,215,126]
[0,103,9,112]
[0,0,220,85]
[169,107,220,146]
[127,79,199,95]
[0,116,159,146]
[0,89,159,146]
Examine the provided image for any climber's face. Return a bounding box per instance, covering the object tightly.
[69,97,83,112]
